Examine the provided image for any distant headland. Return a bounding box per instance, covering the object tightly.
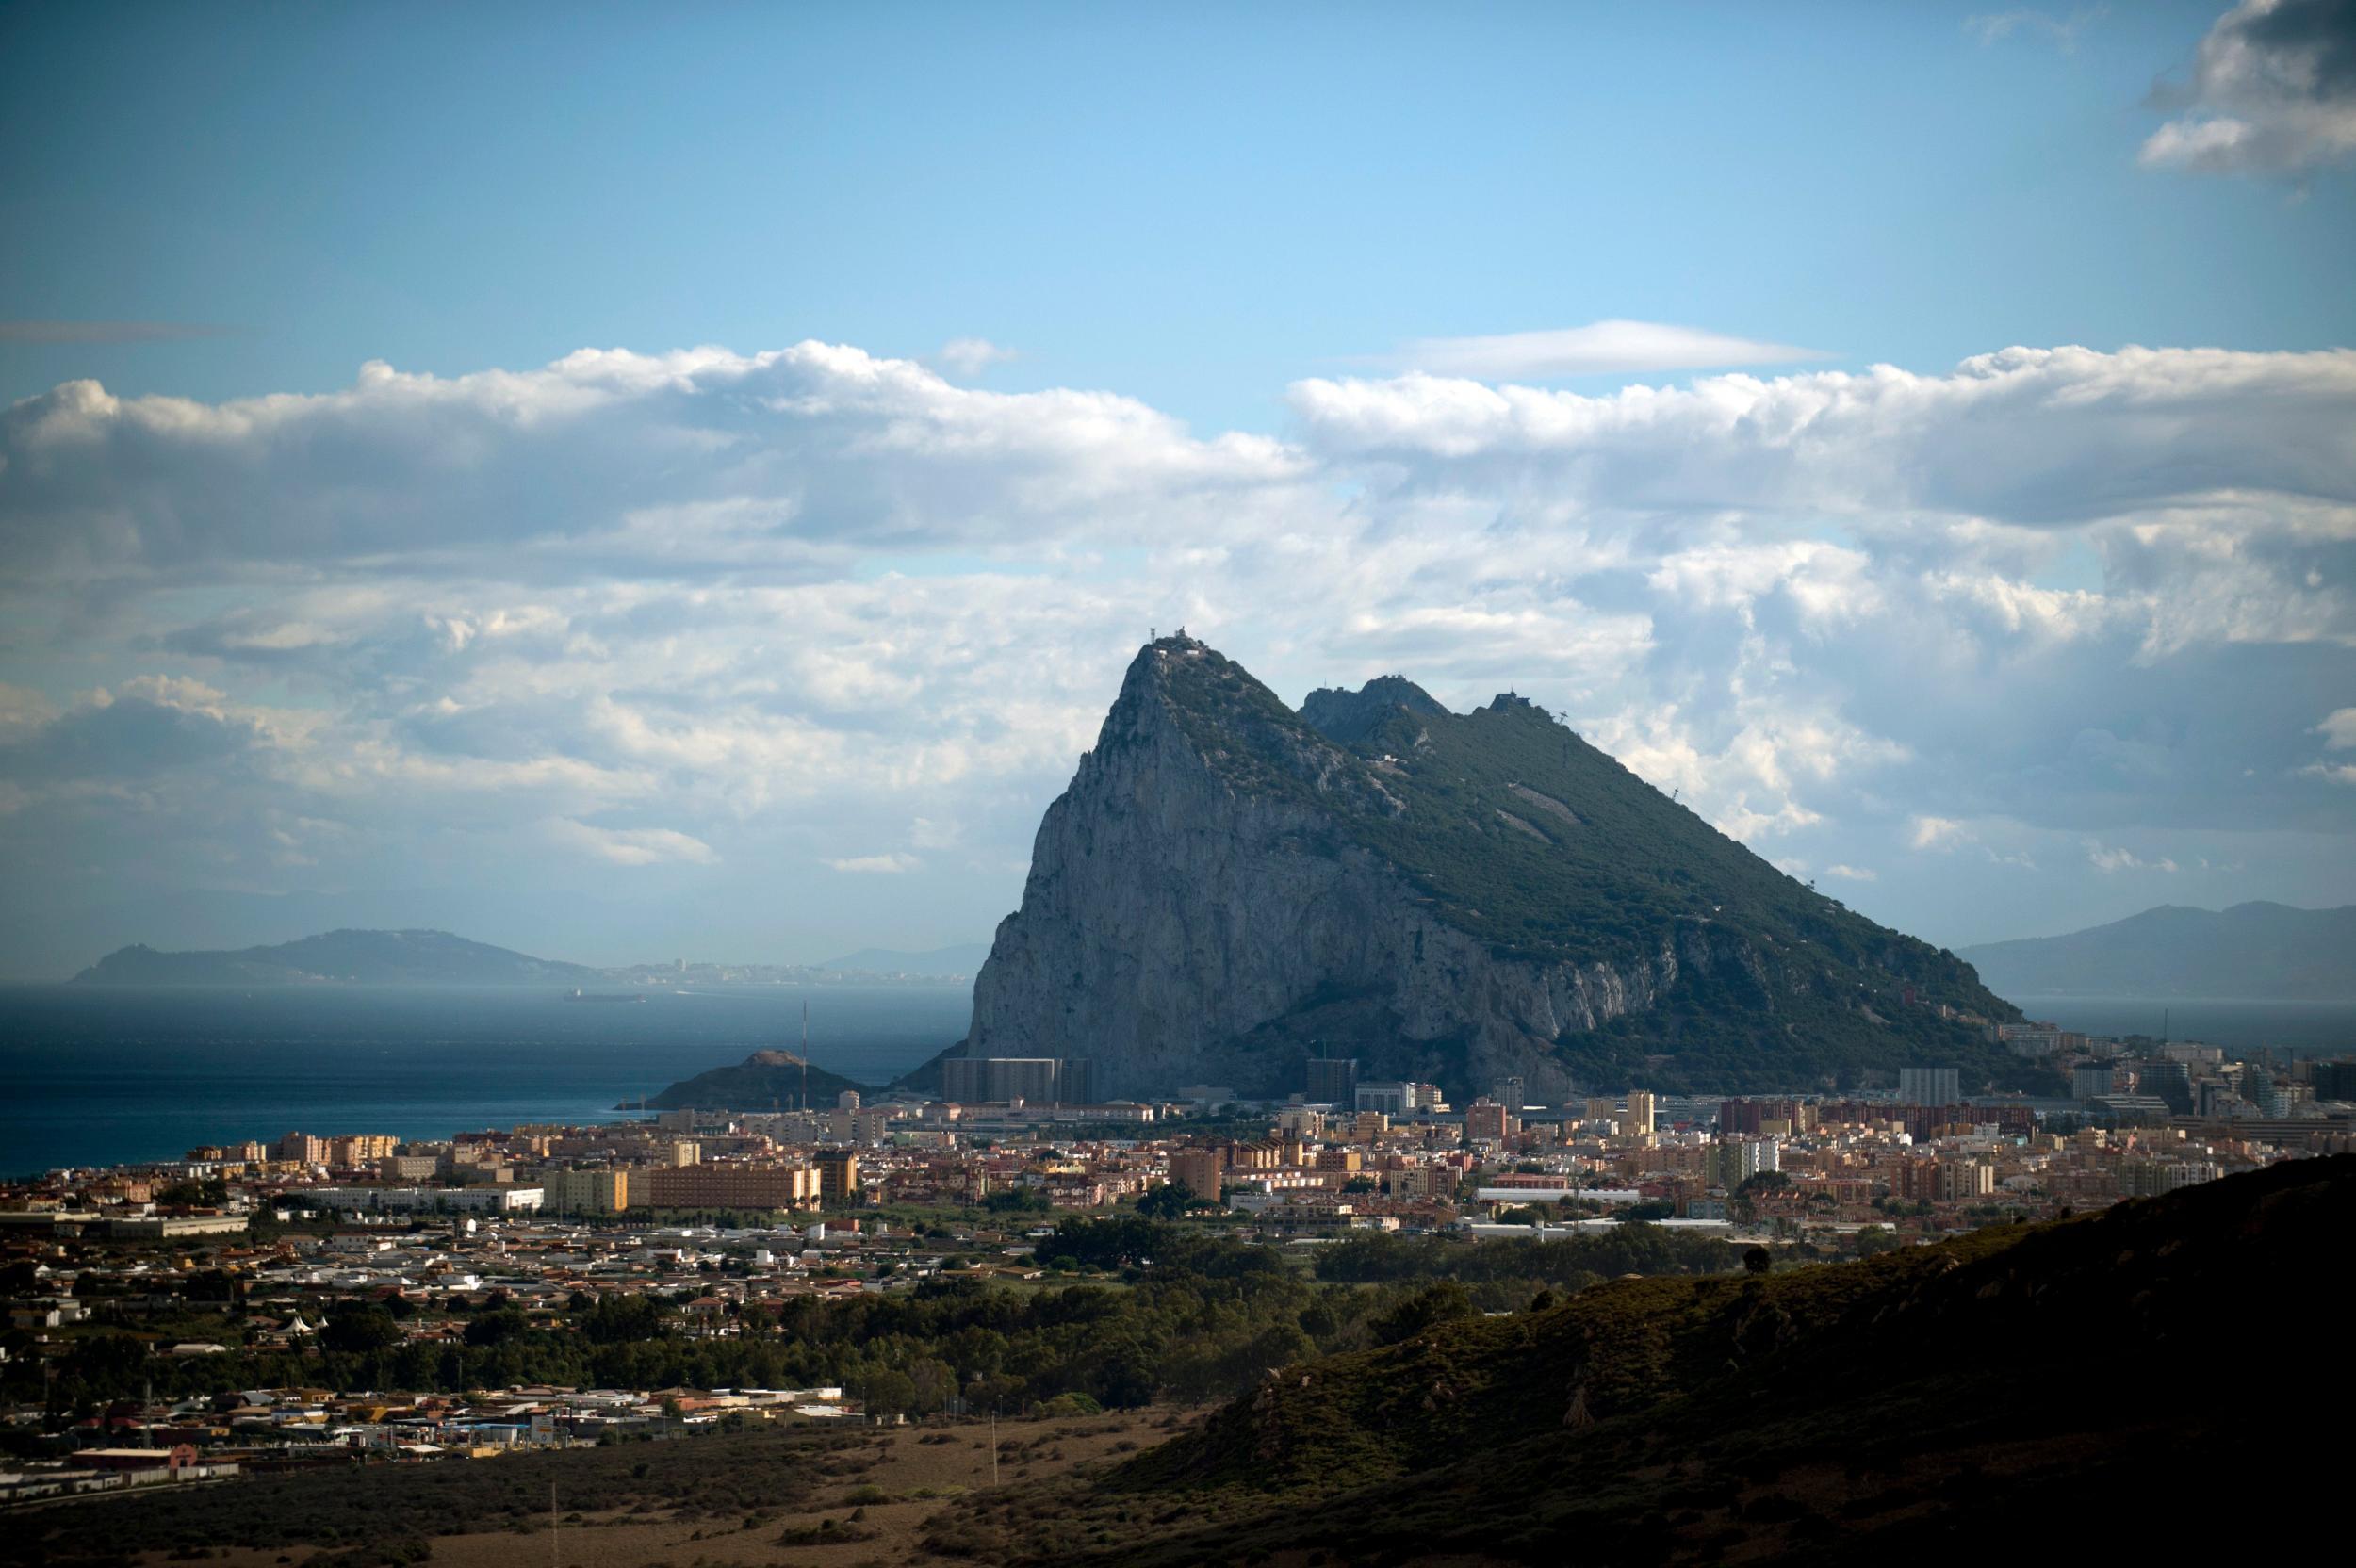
[69,928,986,988]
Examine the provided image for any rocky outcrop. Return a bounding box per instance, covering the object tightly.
[643,1050,871,1111]
[973,642,1685,1099]
[964,637,2024,1100]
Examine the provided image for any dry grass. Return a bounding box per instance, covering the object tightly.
[134,1410,1193,1568]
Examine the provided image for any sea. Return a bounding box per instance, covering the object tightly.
[2,984,2348,1178]
[0,983,973,1175]
[2005,994,2356,1055]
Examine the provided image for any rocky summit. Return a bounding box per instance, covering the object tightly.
[961,636,2032,1100]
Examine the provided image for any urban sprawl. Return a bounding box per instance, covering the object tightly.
[3,1020,2351,1502]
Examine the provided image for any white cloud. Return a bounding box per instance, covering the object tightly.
[0,342,1310,577]
[1,336,2350,965]
[1824,863,1879,881]
[1394,319,1826,380]
[1289,346,2356,531]
[548,818,716,867]
[2318,707,2356,747]
[1966,7,2106,51]
[1908,816,1972,851]
[2086,841,2180,873]
[825,852,922,874]
[936,337,1019,378]
[2141,0,2356,174]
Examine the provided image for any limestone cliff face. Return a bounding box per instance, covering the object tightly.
[971,641,1735,1100]
[965,637,2026,1100]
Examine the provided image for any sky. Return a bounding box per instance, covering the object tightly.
[1,0,2352,978]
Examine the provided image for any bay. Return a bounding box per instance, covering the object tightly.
[0,983,973,1174]
[2000,993,2356,1054]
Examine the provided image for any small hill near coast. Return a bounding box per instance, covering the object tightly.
[642,1050,874,1110]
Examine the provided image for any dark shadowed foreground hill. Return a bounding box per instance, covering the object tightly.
[1961,900,2356,1001]
[923,1155,2352,1564]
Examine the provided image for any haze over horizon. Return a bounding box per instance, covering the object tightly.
[5,1,2354,978]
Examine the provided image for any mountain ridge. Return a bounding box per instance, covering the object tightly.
[1959,900,2356,1001]
[962,636,2032,1099]
[71,928,602,987]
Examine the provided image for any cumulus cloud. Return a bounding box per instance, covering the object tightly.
[1289,346,2356,530]
[2086,841,2181,873]
[825,852,922,874]
[0,342,1308,576]
[1393,320,1826,380]
[0,336,2350,967]
[936,337,1019,378]
[548,819,717,867]
[1908,816,1972,851]
[0,677,293,782]
[1966,7,2106,51]
[1824,863,1879,881]
[2141,0,2356,174]
[2318,706,2356,746]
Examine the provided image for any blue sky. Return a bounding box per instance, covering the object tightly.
[1,1,2352,977]
[5,2,2348,429]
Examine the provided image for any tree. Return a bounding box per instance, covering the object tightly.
[464,1308,531,1348]
[1372,1282,1476,1346]
[1137,1184,1192,1220]
[321,1304,401,1355]
[1743,1247,1772,1276]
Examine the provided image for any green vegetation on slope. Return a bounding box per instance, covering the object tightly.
[12,1217,1718,1426]
[920,1156,2352,1565]
[644,1049,875,1109]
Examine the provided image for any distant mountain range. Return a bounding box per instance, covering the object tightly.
[73,929,602,987]
[71,928,988,987]
[1960,902,2356,1002]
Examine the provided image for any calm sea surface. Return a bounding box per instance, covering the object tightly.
[2003,994,2356,1054]
[0,983,973,1174]
[2,985,2347,1176]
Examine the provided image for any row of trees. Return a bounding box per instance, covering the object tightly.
[11,1217,1746,1424]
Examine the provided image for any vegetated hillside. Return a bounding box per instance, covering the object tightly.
[924,1155,2352,1565]
[71,927,601,986]
[645,1049,875,1109]
[1960,900,2356,1001]
[966,637,2027,1098]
